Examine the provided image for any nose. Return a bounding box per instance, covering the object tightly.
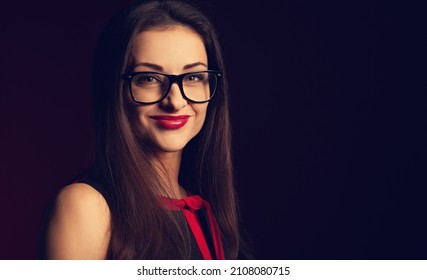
[160,83,187,111]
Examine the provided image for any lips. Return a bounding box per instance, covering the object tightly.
[150,115,190,129]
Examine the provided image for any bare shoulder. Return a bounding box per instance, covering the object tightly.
[55,183,109,213]
[45,183,111,259]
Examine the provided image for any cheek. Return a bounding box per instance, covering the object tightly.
[194,104,208,128]
[131,106,152,133]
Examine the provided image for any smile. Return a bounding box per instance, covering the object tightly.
[150,115,190,129]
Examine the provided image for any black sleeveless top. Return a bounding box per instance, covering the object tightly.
[79,178,224,259]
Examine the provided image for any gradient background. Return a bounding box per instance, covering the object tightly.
[1,0,426,259]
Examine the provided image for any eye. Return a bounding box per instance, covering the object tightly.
[133,74,162,87]
[184,73,207,83]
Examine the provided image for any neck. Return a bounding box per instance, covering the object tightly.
[156,150,186,199]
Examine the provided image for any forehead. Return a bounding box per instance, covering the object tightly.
[132,25,207,69]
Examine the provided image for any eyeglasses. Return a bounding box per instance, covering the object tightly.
[122,70,222,104]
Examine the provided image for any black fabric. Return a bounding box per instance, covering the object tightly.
[197,208,217,259]
[78,178,211,259]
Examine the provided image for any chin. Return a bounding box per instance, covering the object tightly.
[156,145,187,153]
[149,129,199,153]
[152,138,189,153]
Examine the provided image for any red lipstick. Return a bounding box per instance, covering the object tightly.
[150,115,190,129]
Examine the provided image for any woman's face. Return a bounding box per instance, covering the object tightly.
[129,25,209,153]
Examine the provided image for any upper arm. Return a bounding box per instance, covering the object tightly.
[45,183,111,259]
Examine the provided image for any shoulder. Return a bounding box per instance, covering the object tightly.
[45,183,111,259]
[56,183,109,211]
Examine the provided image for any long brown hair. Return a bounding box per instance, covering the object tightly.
[90,0,240,259]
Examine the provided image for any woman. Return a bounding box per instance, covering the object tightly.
[42,0,249,259]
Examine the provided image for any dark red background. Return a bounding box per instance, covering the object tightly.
[1,0,426,259]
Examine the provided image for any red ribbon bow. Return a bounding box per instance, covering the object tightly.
[162,195,225,260]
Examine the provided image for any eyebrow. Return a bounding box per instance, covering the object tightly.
[133,62,208,71]
[183,62,208,70]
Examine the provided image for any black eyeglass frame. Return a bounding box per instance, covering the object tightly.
[122,70,222,105]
